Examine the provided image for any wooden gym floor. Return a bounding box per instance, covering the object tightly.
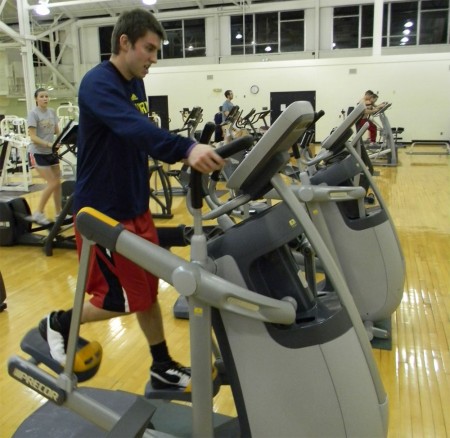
[0,146,449,437]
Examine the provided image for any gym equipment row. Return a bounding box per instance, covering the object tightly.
[9,101,389,437]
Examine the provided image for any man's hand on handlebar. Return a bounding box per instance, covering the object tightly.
[184,143,225,174]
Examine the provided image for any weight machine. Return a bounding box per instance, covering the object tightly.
[0,116,33,192]
[0,120,78,256]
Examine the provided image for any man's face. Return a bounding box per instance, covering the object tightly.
[123,31,160,79]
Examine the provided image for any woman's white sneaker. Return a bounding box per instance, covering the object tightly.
[31,211,51,226]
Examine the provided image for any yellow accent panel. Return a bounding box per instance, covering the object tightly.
[77,207,119,227]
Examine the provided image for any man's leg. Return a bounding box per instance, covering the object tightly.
[135,300,165,346]
[137,301,191,389]
[82,301,125,323]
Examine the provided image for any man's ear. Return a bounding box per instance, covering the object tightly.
[119,34,130,51]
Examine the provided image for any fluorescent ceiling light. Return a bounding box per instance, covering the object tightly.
[142,0,157,5]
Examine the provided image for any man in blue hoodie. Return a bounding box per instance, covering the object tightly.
[38,8,224,391]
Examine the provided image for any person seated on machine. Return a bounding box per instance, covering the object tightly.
[36,8,224,391]
[213,106,224,143]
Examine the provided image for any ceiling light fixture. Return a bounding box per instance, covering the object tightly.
[236,31,243,40]
[35,0,50,16]
[404,20,413,28]
[142,0,157,5]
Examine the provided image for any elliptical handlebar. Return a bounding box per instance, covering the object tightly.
[292,109,326,159]
[222,105,240,126]
[372,102,392,117]
[250,109,271,126]
[75,206,296,325]
[190,135,254,209]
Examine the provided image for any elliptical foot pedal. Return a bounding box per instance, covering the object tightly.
[20,328,102,382]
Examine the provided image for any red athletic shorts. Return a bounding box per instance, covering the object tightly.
[74,210,160,313]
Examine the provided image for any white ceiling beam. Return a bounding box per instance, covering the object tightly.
[34,17,76,40]
[0,20,35,43]
[0,0,10,15]
[32,45,76,92]
[26,0,114,10]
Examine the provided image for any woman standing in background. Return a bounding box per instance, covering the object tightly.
[27,88,62,225]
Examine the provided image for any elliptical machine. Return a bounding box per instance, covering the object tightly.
[8,102,388,437]
[291,102,404,340]
[0,120,78,256]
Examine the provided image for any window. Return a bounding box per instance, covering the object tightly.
[420,0,449,44]
[231,10,304,55]
[99,26,113,61]
[161,19,206,59]
[383,0,449,47]
[161,20,183,59]
[333,5,374,49]
[385,2,419,46]
[98,19,206,61]
[280,11,305,52]
[230,15,254,55]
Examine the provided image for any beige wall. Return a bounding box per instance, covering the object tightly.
[145,52,450,142]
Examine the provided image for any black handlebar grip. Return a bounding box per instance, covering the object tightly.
[190,135,255,209]
[314,110,325,123]
[199,121,216,144]
[190,122,219,209]
[215,135,254,159]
